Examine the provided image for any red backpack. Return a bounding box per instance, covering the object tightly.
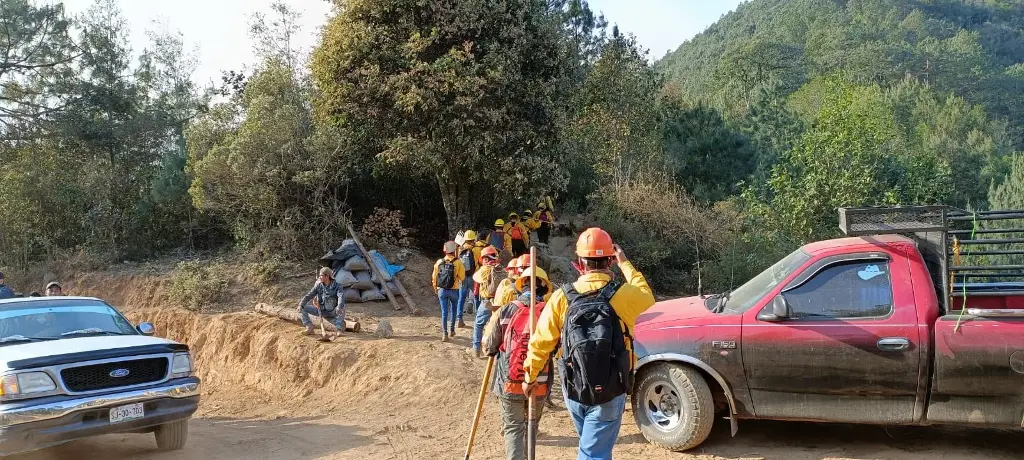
[501,301,550,396]
[509,224,524,240]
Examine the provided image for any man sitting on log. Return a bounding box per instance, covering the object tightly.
[298,267,347,338]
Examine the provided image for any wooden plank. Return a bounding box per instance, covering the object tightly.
[254,303,361,332]
[391,274,422,316]
[344,222,403,312]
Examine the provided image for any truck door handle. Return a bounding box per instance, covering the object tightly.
[877,337,910,351]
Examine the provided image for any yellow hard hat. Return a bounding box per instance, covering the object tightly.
[495,219,505,227]
[464,230,478,241]
[515,266,550,292]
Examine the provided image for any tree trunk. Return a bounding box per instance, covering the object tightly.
[437,174,477,236]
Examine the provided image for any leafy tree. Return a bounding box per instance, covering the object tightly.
[562,29,661,204]
[0,0,78,138]
[311,0,571,233]
[661,101,757,203]
[748,78,953,242]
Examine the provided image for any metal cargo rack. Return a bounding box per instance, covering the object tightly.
[838,206,1024,312]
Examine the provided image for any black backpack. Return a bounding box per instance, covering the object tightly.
[459,248,477,275]
[437,259,457,290]
[558,280,633,406]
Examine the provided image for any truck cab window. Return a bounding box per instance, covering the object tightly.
[784,261,894,319]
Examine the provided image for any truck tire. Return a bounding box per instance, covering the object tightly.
[632,363,714,451]
[154,419,189,451]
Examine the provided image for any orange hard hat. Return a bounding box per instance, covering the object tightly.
[506,259,519,270]
[576,228,614,258]
[481,246,499,258]
[517,254,532,268]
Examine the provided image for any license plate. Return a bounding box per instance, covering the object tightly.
[109,402,145,424]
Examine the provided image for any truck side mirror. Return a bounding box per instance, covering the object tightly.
[772,295,792,318]
[137,322,156,336]
[757,295,792,322]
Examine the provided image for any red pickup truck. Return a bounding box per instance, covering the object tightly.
[631,206,1024,451]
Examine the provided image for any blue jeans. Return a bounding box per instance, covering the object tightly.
[438,289,459,334]
[299,304,345,331]
[456,278,474,321]
[563,392,626,460]
[471,298,493,350]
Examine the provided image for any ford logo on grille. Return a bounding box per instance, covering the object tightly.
[109,368,131,378]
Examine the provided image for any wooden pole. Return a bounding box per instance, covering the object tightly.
[462,356,495,460]
[253,303,361,332]
[344,222,402,312]
[391,274,422,315]
[526,245,538,460]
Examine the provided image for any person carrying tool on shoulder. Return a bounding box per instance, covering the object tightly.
[468,246,503,358]
[522,209,541,239]
[536,198,555,245]
[504,213,530,258]
[522,228,655,460]
[484,266,554,460]
[457,230,483,329]
[433,241,466,342]
[298,267,347,338]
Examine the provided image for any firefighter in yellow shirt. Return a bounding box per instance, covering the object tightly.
[522,228,655,459]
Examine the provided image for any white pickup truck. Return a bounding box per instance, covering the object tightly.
[0,296,200,456]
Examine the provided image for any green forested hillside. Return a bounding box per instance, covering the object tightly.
[659,0,1024,145]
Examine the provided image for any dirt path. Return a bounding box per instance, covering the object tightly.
[10,415,1022,460]
[24,264,1020,460]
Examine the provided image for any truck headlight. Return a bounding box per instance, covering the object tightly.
[171,352,193,378]
[0,372,57,399]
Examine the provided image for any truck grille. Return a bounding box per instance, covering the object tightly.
[61,357,169,392]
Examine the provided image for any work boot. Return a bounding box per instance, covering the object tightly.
[441,333,449,343]
[458,319,467,329]
[449,329,456,338]
[303,326,315,336]
[465,347,482,358]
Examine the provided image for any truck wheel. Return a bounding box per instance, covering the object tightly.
[154,419,189,451]
[632,363,714,451]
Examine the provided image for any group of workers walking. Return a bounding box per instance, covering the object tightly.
[432,206,656,460]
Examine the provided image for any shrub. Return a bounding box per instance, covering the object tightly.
[588,178,730,294]
[242,258,282,287]
[168,262,228,312]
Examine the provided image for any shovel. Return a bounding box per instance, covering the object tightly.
[313,298,332,343]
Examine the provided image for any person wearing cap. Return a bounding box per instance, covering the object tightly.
[503,213,530,257]
[45,282,64,296]
[468,246,502,358]
[522,228,655,460]
[432,241,466,342]
[0,272,13,300]
[298,267,347,338]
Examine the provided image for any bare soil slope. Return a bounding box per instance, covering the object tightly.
[8,256,1023,460]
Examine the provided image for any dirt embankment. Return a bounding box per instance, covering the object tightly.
[9,256,1024,460]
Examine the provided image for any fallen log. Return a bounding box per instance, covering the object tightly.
[254,303,361,333]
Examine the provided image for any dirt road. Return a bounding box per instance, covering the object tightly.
[10,415,1022,460]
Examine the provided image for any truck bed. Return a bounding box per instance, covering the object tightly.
[929,293,1024,426]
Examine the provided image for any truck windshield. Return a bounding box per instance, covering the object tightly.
[0,299,138,344]
[721,249,812,313]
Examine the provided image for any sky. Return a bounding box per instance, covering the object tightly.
[61,0,743,87]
